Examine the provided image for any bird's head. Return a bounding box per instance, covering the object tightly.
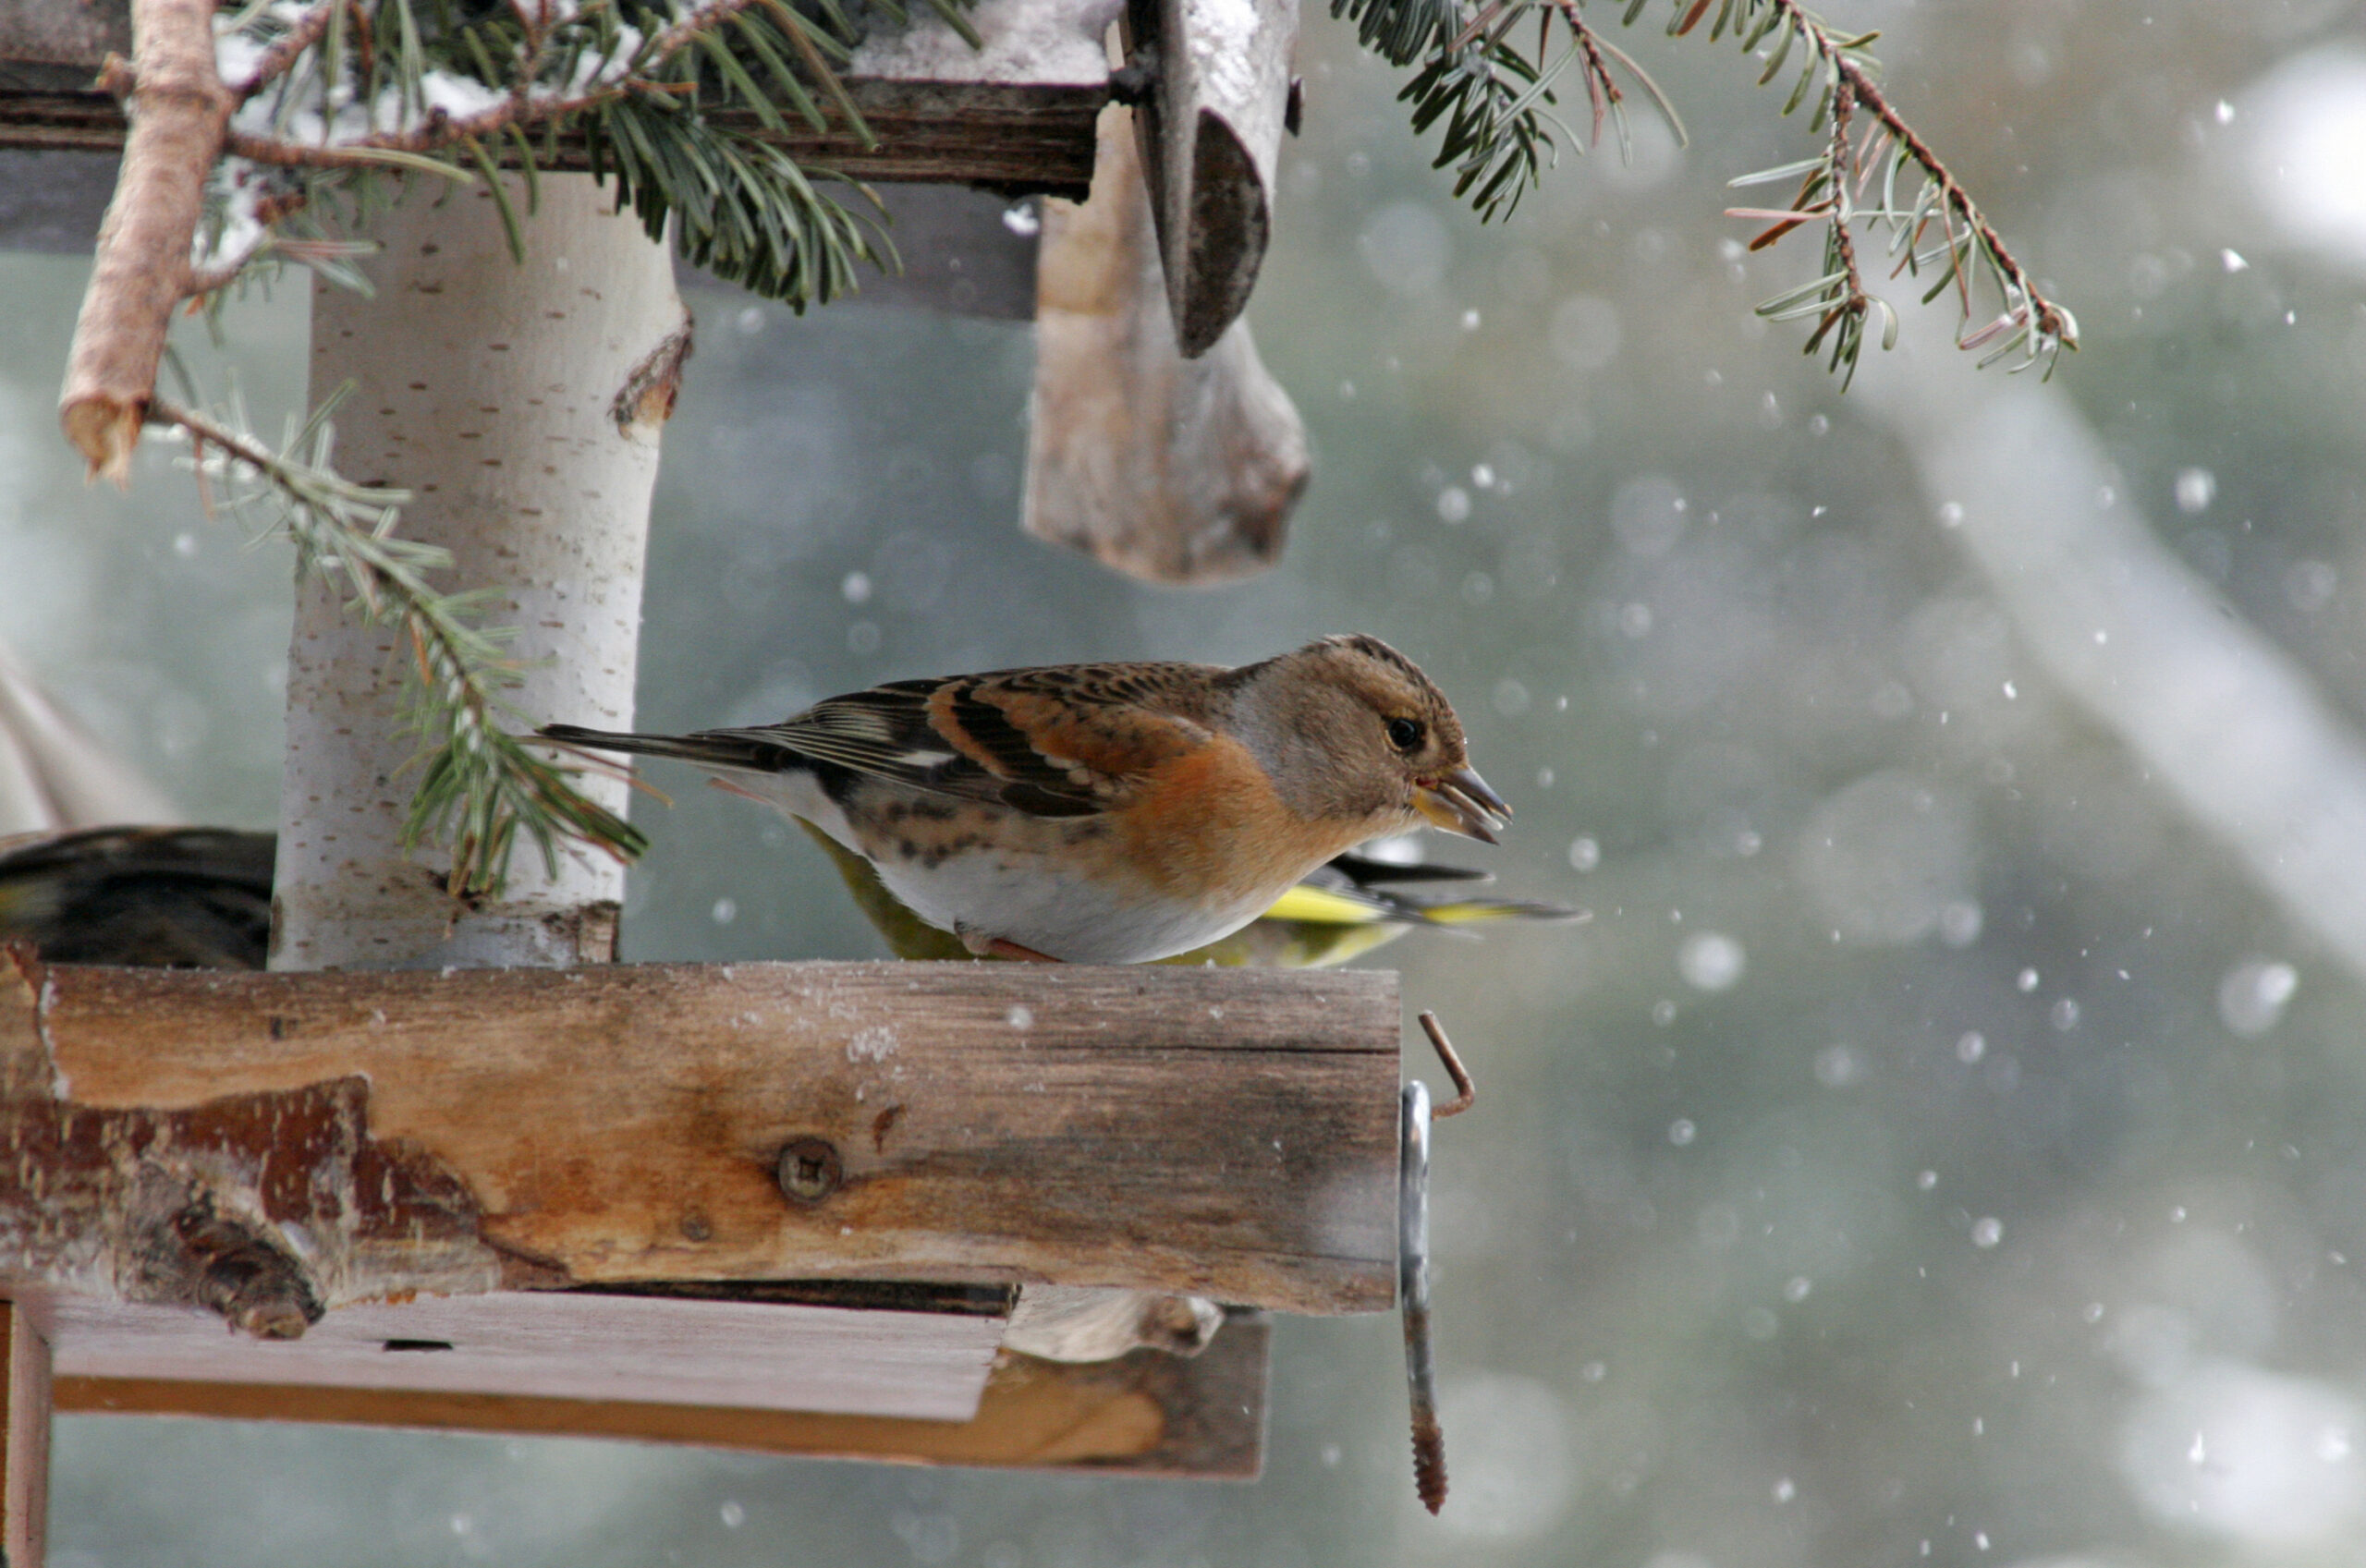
[1232,635,1511,844]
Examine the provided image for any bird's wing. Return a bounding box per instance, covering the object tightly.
[704,662,1226,820]
[1262,860,1435,927]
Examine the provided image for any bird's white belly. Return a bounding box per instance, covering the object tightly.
[873,848,1263,964]
[735,768,1266,962]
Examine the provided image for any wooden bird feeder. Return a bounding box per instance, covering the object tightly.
[0,0,1401,1561]
[0,954,1400,1486]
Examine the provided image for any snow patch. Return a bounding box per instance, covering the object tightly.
[847,1026,899,1063]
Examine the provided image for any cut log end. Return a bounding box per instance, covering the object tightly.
[59,396,141,487]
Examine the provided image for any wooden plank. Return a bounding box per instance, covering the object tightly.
[55,1315,1271,1478]
[45,1290,1006,1421]
[0,1299,49,1568]
[0,88,1102,201]
[4,954,1398,1316]
[0,0,1110,195]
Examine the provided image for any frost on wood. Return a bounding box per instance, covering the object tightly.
[272,173,684,971]
[847,0,1113,87]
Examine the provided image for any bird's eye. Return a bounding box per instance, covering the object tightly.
[1386,717,1424,752]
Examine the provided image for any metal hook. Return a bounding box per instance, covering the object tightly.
[1400,1079,1447,1513]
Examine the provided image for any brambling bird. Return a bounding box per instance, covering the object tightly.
[540,635,1511,965]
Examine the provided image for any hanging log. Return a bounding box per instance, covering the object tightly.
[1121,0,1298,355]
[1023,105,1307,583]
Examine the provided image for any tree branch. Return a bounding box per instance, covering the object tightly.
[1757,0,2072,354]
[224,0,342,97]
[1355,0,2073,377]
[58,0,233,484]
[152,395,648,899]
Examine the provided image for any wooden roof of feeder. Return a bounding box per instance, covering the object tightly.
[0,0,1299,348]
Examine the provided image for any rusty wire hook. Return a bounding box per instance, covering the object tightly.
[1417,1010,1475,1117]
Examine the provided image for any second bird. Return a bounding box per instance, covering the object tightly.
[541,634,1509,964]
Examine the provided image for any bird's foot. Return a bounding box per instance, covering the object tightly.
[958,927,1063,963]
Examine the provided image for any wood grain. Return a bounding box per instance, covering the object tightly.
[55,1315,1271,1477]
[45,1290,1005,1421]
[0,84,1102,194]
[6,956,1397,1315]
[0,1300,49,1568]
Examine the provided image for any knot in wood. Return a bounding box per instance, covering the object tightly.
[775,1137,843,1205]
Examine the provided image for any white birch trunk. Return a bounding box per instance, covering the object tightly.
[271,175,687,972]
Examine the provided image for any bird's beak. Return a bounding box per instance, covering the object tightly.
[1415,765,1511,845]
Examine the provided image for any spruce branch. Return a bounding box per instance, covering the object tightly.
[1711,0,2075,378]
[154,395,648,897]
[214,0,900,301]
[1339,0,2076,379]
[1346,0,1684,220]
[60,0,969,901]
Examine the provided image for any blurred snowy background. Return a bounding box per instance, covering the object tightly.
[9,0,2366,1562]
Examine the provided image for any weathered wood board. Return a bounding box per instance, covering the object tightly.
[0,0,1112,196]
[46,1290,1007,1420]
[0,1299,47,1568]
[59,1314,1273,1478]
[0,954,1400,1319]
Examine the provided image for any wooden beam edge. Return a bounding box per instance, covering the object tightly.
[0,86,1105,195]
[0,1299,50,1568]
[55,1316,1270,1479]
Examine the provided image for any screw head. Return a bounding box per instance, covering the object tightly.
[776,1137,843,1204]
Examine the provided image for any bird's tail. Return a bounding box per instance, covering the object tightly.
[538,723,790,772]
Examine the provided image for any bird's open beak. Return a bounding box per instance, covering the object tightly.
[1414,765,1511,845]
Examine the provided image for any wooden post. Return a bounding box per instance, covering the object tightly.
[0,1300,50,1568]
[272,175,685,971]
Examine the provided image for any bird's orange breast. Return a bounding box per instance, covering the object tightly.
[1112,735,1372,906]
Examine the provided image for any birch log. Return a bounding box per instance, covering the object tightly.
[1121,0,1298,356]
[1023,105,1308,584]
[273,175,687,971]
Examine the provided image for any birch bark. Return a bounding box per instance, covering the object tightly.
[272,175,687,971]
